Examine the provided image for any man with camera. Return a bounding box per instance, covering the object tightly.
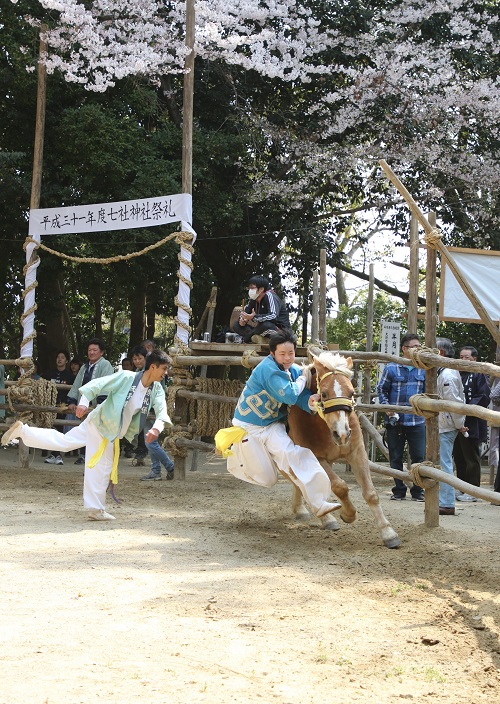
[377,333,426,501]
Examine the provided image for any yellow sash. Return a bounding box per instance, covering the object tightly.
[214,426,247,457]
[88,437,121,484]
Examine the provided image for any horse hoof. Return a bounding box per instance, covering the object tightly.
[295,511,311,522]
[339,511,357,524]
[321,516,340,531]
[383,535,401,549]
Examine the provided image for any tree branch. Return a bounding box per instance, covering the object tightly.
[328,261,426,305]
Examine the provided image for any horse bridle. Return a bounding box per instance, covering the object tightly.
[312,369,356,420]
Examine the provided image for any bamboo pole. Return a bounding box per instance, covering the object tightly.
[169,350,500,376]
[358,412,389,460]
[355,401,500,423]
[423,210,439,526]
[407,214,419,332]
[379,160,500,346]
[174,0,196,481]
[19,24,48,469]
[319,249,327,343]
[369,460,500,505]
[311,269,319,343]
[362,265,374,450]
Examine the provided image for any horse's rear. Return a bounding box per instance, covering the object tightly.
[288,353,401,549]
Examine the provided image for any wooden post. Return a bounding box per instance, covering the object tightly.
[181,0,195,196]
[19,24,48,469]
[174,0,196,481]
[408,214,419,332]
[319,249,327,343]
[362,264,374,450]
[423,211,440,527]
[311,269,319,343]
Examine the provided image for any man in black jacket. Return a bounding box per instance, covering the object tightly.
[453,346,490,501]
[231,275,291,343]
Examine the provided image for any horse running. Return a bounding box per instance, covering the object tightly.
[288,351,401,549]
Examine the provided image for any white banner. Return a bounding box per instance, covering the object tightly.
[440,248,500,323]
[29,193,192,236]
[22,193,195,358]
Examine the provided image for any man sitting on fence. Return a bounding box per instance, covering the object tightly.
[231,275,291,344]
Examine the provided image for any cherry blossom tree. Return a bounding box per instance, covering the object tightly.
[9,0,500,336]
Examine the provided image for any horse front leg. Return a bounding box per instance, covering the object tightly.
[349,450,401,549]
[322,461,357,524]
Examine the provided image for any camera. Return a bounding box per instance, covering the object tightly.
[385,414,399,428]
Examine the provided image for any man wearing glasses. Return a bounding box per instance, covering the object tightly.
[377,333,426,501]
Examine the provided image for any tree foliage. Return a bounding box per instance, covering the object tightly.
[1,0,499,367]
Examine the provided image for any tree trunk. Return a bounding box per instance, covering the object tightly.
[94,278,103,339]
[129,288,146,346]
[336,267,348,306]
[36,269,70,371]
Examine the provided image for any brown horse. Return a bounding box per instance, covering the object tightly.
[288,351,401,549]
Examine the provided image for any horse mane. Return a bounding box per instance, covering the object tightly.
[314,352,354,379]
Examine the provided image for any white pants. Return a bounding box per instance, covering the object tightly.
[231,420,332,514]
[18,419,114,511]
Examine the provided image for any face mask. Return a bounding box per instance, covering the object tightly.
[248,289,259,300]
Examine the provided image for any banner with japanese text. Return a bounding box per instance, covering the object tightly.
[29,194,192,236]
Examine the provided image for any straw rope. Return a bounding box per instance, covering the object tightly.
[406,345,440,370]
[408,461,438,489]
[423,227,443,250]
[241,349,259,369]
[410,393,440,420]
[20,237,40,351]
[23,230,193,264]
[6,360,58,427]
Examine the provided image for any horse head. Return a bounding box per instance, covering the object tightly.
[307,352,355,446]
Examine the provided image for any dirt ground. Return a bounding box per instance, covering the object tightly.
[0,445,499,704]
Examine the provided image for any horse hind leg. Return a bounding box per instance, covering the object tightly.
[291,484,311,522]
[291,484,340,531]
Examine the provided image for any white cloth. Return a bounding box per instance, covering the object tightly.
[231,419,332,514]
[80,382,164,436]
[17,419,113,511]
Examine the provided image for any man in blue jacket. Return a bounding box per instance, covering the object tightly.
[377,333,426,501]
[230,328,341,518]
[2,350,172,521]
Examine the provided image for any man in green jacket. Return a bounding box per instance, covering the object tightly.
[1,350,172,521]
[66,337,114,465]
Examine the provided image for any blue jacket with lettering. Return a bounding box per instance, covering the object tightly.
[233,355,312,426]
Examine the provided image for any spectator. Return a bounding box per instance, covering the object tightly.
[2,350,172,521]
[453,346,490,502]
[377,333,426,501]
[142,340,155,355]
[436,338,467,516]
[66,338,114,464]
[70,359,82,377]
[231,275,291,344]
[130,345,148,461]
[121,357,133,371]
[42,350,74,465]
